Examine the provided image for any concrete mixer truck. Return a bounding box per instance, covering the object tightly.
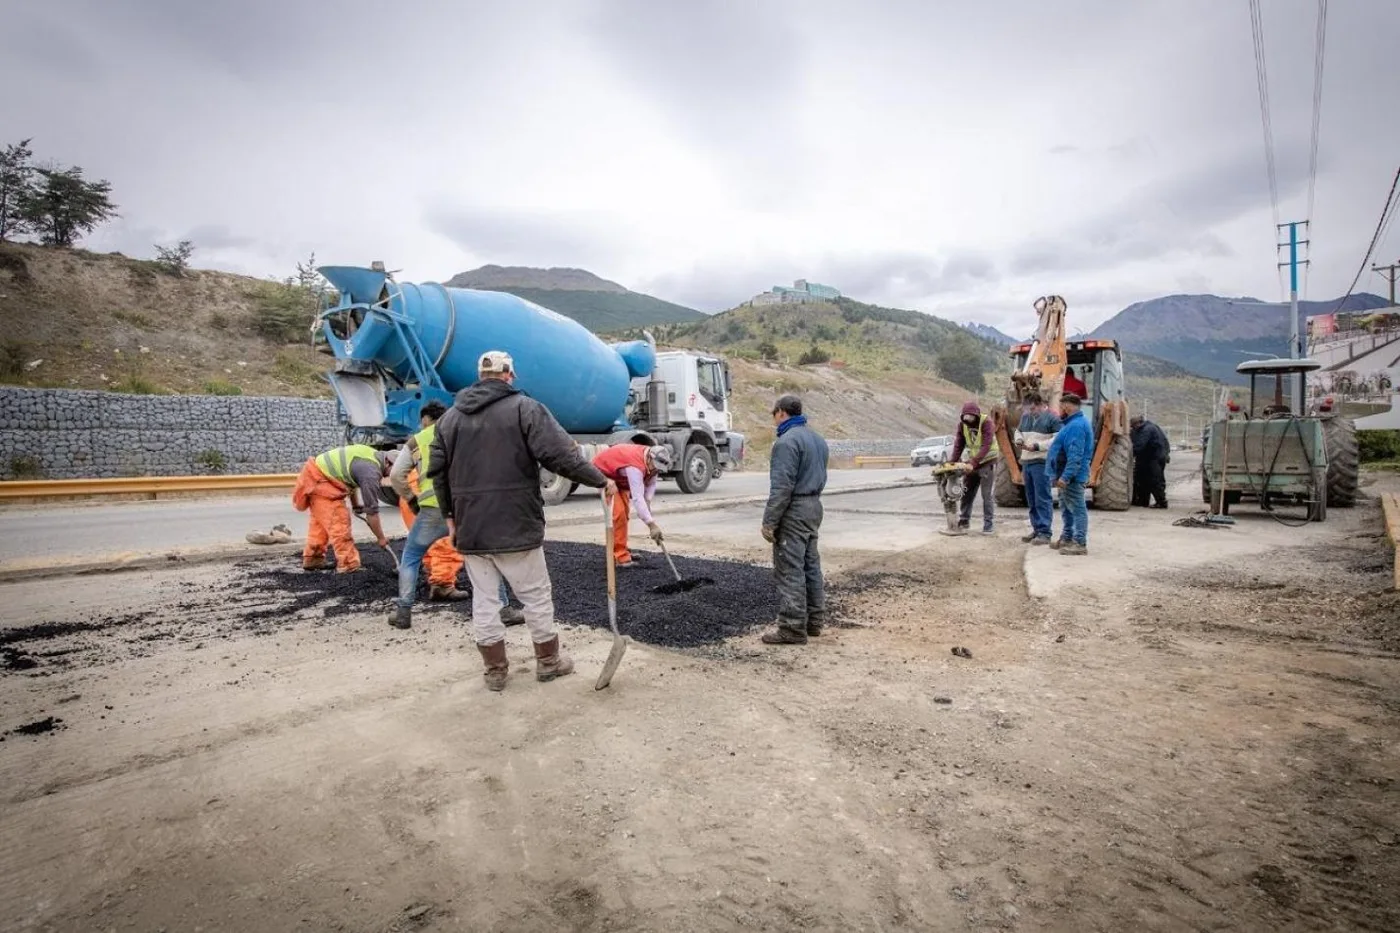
[314,263,744,505]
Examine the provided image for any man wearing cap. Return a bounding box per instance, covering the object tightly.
[592,442,673,568]
[291,443,392,573]
[760,394,830,646]
[1130,414,1171,509]
[428,350,615,691]
[1044,392,1094,555]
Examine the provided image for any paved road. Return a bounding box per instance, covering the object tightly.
[0,467,927,568]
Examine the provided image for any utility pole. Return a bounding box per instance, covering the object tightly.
[1277,220,1311,411]
[1372,261,1399,305]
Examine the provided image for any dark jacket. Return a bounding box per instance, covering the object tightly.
[428,379,607,554]
[1131,420,1171,465]
[950,401,998,469]
[763,418,829,529]
[1046,409,1094,484]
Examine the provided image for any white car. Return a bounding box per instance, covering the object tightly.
[910,435,954,467]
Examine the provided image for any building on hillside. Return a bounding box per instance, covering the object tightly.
[748,279,842,306]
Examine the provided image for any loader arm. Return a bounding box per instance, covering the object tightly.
[1010,295,1070,410]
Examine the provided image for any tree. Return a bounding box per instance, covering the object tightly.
[756,340,779,361]
[0,139,35,242]
[21,165,117,247]
[154,240,195,276]
[798,343,831,365]
[935,336,987,393]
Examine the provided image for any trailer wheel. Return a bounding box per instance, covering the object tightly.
[993,457,1026,507]
[1092,434,1133,511]
[676,444,714,494]
[1322,416,1359,507]
[540,468,572,506]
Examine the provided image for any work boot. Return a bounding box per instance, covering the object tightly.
[336,565,363,575]
[499,605,526,626]
[1020,532,1038,543]
[1031,536,1052,546]
[533,636,575,682]
[428,584,470,602]
[1049,538,1066,550]
[477,641,509,692]
[1152,501,1169,509]
[940,524,968,537]
[386,605,411,630]
[761,625,808,645]
[302,557,329,571]
[1060,542,1088,556]
[981,525,995,536]
[806,613,825,637]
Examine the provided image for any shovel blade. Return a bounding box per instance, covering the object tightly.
[594,635,629,690]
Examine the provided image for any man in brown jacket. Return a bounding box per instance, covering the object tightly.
[428,350,615,691]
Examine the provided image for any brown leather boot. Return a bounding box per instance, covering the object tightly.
[477,641,509,692]
[533,636,574,682]
[428,584,470,602]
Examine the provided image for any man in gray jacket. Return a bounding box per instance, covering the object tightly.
[760,395,830,645]
[428,350,615,691]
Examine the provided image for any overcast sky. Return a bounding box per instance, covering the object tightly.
[5,0,1397,332]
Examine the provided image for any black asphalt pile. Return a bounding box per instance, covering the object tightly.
[1,542,786,676]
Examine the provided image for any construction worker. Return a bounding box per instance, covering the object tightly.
[386,402,525,630]
[427,350,615,692]
[1130,414,1171,509]
[949,401,1000,535]
[1014,391,1060,544]
[592,443,673,568]
[1045,392,1094,555]
[760,394,829,646]
[292,443,391,573]
[1064,367,1088,399]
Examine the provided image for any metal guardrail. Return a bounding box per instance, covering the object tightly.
[853,455,909,468]
[0,474,298,500]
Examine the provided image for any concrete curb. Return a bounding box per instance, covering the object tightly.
[0,477,929,584]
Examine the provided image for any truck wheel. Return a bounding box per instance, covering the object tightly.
[676,444,714,494]
[993,457,1025,507]
[1322,416,1359,508]
[1309,468,1328,522]
[540,468,572,506]
[1092,434,1132,511]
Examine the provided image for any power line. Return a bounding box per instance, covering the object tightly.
[1248,0,1280,237]
[1333,165,1400,313]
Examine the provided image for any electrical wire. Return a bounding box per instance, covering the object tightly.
[1333,165,1400,313]
[1248,0,1280,235]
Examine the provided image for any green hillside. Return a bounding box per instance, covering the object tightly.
[494,286,706,333]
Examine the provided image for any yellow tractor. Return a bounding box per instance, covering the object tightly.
[991,296,1133,510]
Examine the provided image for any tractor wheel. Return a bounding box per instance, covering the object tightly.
[1093,434,1133,511]
[1323,416,1359,508]
[676,444,714,494]
[993,457,1026,507]
[540,468,572,506]
[1309,468,1328,522]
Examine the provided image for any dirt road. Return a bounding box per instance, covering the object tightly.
[2,473,1397,932]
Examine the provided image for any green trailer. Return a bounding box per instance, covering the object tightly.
[1201,358,1345,522]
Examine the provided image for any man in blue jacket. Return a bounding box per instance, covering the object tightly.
[1044,392,1094,555]
[760,395,830,645]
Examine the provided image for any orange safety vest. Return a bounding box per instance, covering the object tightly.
[593,444,650,490]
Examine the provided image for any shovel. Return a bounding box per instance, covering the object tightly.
[353,509,401,571]
[652,539,714,595]
[594,489,629,690]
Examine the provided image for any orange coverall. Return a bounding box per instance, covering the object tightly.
[396,466,463,588]
[291,458,360,571]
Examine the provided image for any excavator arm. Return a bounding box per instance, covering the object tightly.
[993,296,1071,486]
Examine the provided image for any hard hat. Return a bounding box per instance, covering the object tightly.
[479,350,514,374]
[647,445,674,472]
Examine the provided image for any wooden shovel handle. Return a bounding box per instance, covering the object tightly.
[602,488,616,600]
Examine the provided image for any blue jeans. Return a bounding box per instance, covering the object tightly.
[1059,479,1088,546]
[396,508,509,608]
[1022,460,1053,538]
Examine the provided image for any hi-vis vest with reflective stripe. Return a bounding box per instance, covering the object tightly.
[413,425,438,508]
[314,444,379,488]
[960,416,1001,463]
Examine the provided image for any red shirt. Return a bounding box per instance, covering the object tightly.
[1064,372,1088,397]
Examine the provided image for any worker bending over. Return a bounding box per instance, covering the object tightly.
[950,401,1000,535]
[386,402,524,630]
[592,442,672,568]
[292,444,391,573]
[428,350,615,691]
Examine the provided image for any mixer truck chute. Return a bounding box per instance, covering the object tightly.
[314,264,744,504]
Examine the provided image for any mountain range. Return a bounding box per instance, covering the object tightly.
[445,265,705,333]
[962,321,1019,346]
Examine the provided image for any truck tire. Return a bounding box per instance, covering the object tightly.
[676,444,714,494]
[993,457,1025,507]
[1092,434,1133,511]
[540,468,572,506]
[1322,416,1359,508]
